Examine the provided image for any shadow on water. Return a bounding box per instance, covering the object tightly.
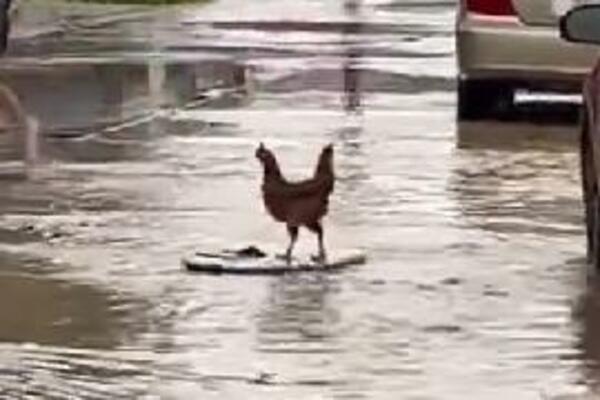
[0,268,133,348]
[574,272,600,394]
[0,250,152,399]
[456,101,581,151]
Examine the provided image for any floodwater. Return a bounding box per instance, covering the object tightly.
[0,0,596,399]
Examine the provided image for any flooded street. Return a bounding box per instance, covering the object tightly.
[0,0,596,399]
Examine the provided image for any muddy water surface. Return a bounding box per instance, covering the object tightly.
[0,1,596,399]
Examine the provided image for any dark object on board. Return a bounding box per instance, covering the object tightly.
[0,0,12,55]
[224,245,267,258]
[255,143,334,263]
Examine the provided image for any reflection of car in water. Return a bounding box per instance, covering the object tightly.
[456,0,598,119]
[561,5,600,271]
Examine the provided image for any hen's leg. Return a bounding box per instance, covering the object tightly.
[285,225,299,263]
[308,222,326,263]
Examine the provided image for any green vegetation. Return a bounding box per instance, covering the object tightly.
[69,0,210,4]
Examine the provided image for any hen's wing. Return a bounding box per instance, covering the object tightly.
[263,174,333,198]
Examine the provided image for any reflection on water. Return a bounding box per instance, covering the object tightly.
[342,0,363,113]
[450,129,581,238]
[257,274,337,353]
[577,275,600,395]
[0,0,598,399]
[457,120,578,151]
[457,100,581,150]
[4,61,249,136]
[0,80,38,176]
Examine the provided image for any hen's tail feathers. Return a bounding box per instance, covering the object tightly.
[315,143,334,178]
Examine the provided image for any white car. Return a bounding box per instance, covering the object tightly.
[456,0,600,119]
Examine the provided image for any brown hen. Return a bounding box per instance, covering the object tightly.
[256,142,334,262]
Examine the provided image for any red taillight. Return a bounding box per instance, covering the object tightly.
[466,0,516,16]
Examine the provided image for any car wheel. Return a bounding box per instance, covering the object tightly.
[581,106,600,269]
[457,79,514,120]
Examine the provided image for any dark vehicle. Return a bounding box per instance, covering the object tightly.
[561,5,600,269]
[0,0,12,53]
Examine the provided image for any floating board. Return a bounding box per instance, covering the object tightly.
[183,246,366,275]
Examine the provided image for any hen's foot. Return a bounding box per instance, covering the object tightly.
[310,252,327,265]
[276,252,293,265]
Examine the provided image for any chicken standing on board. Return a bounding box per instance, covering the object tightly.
[255,143,335,263]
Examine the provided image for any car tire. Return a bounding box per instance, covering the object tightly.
[581,107,600,269]
[457,79,514,120]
